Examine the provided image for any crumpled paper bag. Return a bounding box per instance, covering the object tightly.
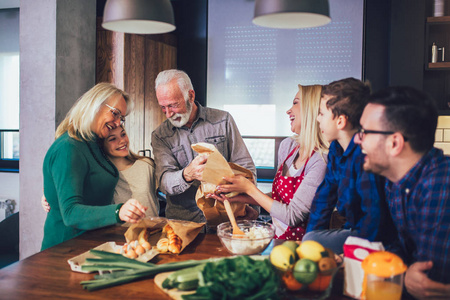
[192,142,255,227]
[124,217,205,254]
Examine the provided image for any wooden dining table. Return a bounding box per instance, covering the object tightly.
[0,225,349,299]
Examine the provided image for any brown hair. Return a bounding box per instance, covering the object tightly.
[322,78,371,129]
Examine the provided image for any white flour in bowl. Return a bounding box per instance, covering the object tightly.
[228,226,272,254]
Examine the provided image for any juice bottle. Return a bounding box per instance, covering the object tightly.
[361,251,407,300]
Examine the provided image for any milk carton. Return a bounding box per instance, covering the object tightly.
[343,236,384,299]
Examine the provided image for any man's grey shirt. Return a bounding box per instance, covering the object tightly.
[151,102,257,223]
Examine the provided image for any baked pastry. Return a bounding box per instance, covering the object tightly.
[163,225,183,254]
[138,228,149,245]
[156,238,169,253]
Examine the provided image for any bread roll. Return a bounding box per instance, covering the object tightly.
[162,225,183,254]
[156,238,169,253]
[168,236,182,254]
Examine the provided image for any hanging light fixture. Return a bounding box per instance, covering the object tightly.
[102,0,176,34]
[253,0,331,29]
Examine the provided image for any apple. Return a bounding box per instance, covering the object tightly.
[293,258,319,284]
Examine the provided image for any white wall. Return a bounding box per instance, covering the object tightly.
[19,0,96,259]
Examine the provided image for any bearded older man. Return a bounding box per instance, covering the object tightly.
[151,69,258,225]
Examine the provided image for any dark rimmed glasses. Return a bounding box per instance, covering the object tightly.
[356,128,395,140]
[104,104,126,126]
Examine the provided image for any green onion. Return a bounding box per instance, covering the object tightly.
[80,250,223,292]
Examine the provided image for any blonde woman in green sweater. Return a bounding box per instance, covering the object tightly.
[41,83,147,250]
[42,125,160,217]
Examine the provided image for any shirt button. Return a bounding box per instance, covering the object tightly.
[405,188,410,194]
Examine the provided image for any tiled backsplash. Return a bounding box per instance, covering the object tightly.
[435,116,450,155]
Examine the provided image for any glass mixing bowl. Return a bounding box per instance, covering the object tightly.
[217,220,275,255]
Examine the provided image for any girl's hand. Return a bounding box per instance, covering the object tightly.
[216,175,252,194]
[41,195,50,213]
[119,199,147,223]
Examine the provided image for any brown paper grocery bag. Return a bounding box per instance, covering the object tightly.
[124,217,168,244]
[157,219,205,254]
[192,142,255,227]
[125,217,204,254]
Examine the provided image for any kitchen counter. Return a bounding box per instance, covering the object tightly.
[0,225,348,299]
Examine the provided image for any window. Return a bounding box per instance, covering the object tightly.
[207,0,364,180]
[0,8,20,172]
[242,136,286,180]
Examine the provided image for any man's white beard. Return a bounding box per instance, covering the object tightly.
[168,100,192,128]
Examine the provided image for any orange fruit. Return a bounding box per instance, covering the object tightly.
[282,270,304,291]
[308,274,332,292]
[318,257,337,275]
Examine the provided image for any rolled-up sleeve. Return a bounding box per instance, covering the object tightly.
[151,130,192,196]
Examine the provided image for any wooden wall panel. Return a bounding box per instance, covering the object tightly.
[96,18,124,88]
[124,34,146,155]
[96,19,177,158]
[143,37,177,154]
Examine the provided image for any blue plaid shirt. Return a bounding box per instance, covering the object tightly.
[386,147,450,283]
[306,136,397,245]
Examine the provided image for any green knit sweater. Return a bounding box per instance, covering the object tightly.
[41,132,119,250]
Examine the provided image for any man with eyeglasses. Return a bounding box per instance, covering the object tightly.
[356,86,450,298]
[151,69,258,227]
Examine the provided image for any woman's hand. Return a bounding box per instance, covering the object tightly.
[119,199,147,223]
[41,195,50,212]
[216,175,253,194]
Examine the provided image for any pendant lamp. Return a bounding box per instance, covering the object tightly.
[102,0,176,34]
[253,0,331,29]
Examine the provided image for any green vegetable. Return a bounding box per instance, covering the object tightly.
[80,250,219,291]
[182,256,280,300]
[162,264,205,290]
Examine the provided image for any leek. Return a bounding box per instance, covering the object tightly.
[80,250,222,291]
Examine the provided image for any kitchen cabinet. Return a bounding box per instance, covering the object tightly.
[96,19,177,156]
[424,12,450,114]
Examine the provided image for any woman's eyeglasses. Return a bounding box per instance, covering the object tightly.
[104,104,125,125]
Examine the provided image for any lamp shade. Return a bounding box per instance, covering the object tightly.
[102,0,176,34]
[253,0,331,29]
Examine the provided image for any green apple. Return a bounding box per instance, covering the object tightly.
[293,258,319,284]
